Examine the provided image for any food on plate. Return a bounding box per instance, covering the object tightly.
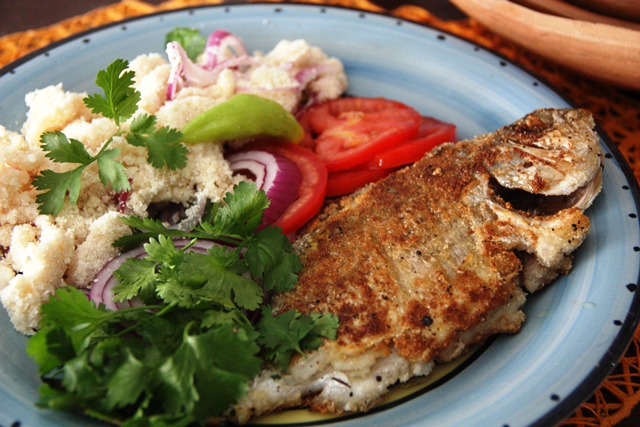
[298,97,457,195]
[228,108,603,422]
[226,141,329,235]
[28,182,340,426]
[180,93,304,144]
[298,97,424,172]
[164,28,347,112]
[0,23,604,426]
[0,30,347,335]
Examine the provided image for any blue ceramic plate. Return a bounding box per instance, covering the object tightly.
[1,4,639,427]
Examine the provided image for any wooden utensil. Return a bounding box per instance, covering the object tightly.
[566,0,640,23]
[449,0,640,91]
[512,0,640,30]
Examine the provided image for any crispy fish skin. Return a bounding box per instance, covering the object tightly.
[230,108,603,422]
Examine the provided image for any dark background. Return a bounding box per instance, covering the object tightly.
[0,0,161,36]
[0,0,467,36]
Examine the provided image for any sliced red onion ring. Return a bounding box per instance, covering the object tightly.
[226,150,302,226]
[90,246,146,311]
[202,29,248,69]
[295,64,326,87]
[89,239,216,310]
[165,29,254,100]
[210,55,255,73]
[166,41,222,100]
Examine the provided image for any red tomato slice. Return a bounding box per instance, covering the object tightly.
[328,117,456,196]
[326,168,394,197]
[233,140,328,236]
[370,117,456,169]
[298,97,422,172]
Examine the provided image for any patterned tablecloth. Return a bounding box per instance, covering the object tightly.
[0,0,639,425]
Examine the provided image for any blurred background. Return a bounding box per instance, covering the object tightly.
[0,0,468,36]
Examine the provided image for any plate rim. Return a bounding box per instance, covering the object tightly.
[1,3,639,426]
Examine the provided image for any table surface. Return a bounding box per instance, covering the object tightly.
[1,1,639,426]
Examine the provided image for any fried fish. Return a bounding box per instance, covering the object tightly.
[229,108,603,422]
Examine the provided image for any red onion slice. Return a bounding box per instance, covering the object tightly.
[226,150,302,226]
[89,239,217,310]
[166,41,222,100]
[202,29,248,69]
[295,64,326,87]
[90,246,147,311]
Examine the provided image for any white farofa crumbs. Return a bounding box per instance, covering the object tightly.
[0,38,347,334]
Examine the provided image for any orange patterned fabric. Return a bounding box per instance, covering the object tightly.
[0,1,639,425]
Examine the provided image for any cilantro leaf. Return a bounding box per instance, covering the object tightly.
[105,348,149,410]
[33,167,86,215]
[26,327,75,376]
[32,131,94,215]
[180,248,263,310]
[195,327,262,418]
[155,268,205,309]
[201,308,251,330]
[257,307,339,372]
[84,58,140,126]
[36,382,85,412]
[113,217,191,251]
[62,353,101,397]
[127,111,156,134]
[113,183,299,312]
[136,315,185,357]
[206,181,269,238]
[301,312,340,349]
[166,27,206,62]
[144,235,186,266]
[33,131,131,215]
[112,257,158,303]
[127,114,187,170]
[96,147,131,192]
[115,235,262,310]
[40,130,94,164]
[151,325,261,422]
[37,287,115,352]
[245,226,302,294]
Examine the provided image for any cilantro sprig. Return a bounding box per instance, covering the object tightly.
[32,59,188,215]
[114,181,300,294]
[27,181,339,426]
[84,59,140,127]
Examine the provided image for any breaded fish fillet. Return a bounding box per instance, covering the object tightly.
[229,108,603,423]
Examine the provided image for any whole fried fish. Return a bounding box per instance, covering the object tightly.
[229,108,603,422]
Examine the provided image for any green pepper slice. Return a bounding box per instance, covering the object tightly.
[180,93,304,144]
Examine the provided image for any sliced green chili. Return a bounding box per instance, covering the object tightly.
[181,93,304,144]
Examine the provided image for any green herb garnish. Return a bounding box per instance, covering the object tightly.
[32,59,188,215]
[166,27,207,61]
[27,181,339,426]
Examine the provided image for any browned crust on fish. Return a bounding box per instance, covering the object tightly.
[277,141,525,363]
[275,108,600,366]
[230,109,602,423]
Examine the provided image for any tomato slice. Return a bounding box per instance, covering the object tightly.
[326,117,456,196]
[369,117,456,169]
[326,168,394,197]
[298,97,422,172]
[233,140,328,236]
